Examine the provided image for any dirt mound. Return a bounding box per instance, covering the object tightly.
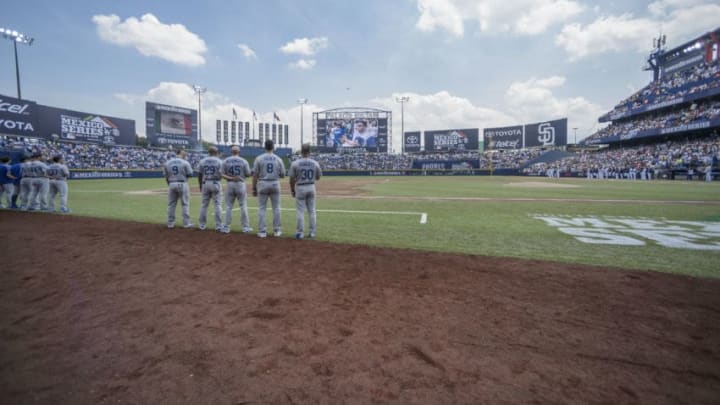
[1,211,719,404]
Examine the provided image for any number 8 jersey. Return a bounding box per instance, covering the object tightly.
[253,153,286,182]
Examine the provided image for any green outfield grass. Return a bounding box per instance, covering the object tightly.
[63,176,720,277]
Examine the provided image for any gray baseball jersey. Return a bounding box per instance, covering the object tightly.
[163,157,193,182]
[253,153,285,182]
[199,156,223,181]
[288,158,322,185]
[222,156,252,182]
[47,163,70,180]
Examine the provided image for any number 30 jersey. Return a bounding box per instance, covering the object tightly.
[289,158,322,186]
[253,153,286,182]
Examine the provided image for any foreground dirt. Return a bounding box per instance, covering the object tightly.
[1,212,719,404]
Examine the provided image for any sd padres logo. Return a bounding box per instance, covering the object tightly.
[537,123,555,146]
[406,135,419,145]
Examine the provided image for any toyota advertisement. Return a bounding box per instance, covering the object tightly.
[146,102,198,148]
[0,94,38,137]
[403,131,421,153]
[484,119,567,150]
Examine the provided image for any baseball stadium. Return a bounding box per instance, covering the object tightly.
[1,3,720,404]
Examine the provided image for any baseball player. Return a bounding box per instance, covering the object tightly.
[197,147,224,231]
[221,145,253,234]
[0,156,15,208]
[9,155,26,209]
[26,153,49,211]
[46,155,71,213]
[163,150,193,228]
[288,143,322,239]
[18,155,33,210]
[252,139,285,238]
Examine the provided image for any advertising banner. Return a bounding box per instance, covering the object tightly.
[145,102,197,148]
[231,121,237,144]
[223,120,229,143]
[37,105,135,145]
[403,131,421,153]
[244,121,250,143]
[0,94,38,137]
[216,120,221,143]
[523,118,567,148]
[412,159,480,170]
[424,128,479,151]
[284,124,289,145]
[483,125,523,150]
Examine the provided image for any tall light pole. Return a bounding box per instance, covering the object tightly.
[395,96,409,154]
[573,127,578,144]
[297,98,308,148]
[192,85,207,145]
[1,28,34,100]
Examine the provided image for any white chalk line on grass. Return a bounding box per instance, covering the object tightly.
[234,206,428,224]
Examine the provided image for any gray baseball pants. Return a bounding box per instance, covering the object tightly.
[225,181,250,230]
[48,180,68,211]
[199,181,223,230]
[257,181,281,234]
[295,185,317,235]
[167,181,191,227]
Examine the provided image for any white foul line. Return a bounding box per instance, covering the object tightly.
[235,207,427,224]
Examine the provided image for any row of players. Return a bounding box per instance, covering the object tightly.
[0,154,70,212]
[165,140,322,239]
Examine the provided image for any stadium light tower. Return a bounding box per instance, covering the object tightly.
[573,127,578,144]
[395,96,410,154]
[191,85,207,144]
[0,27,34,100]
[298,98,308,147]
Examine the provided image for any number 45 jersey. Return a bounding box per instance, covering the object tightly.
[289,158,322,186]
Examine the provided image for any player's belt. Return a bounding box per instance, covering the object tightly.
[203,180,220,183]
[258,179,278,182]
[226,179,244,182]
[170,180,185,183]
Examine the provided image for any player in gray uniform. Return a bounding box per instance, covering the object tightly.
[18,156,33,210]
[163,150,193,228]
[252,139,286,238]
[0,157,15,208]
[27,153,49,211]
[197,147,224,231]
[289,143,322,239]
[47,155,71,213]
[221,145,253,234]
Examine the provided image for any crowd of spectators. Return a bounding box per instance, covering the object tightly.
[586,99,720,142]
[297,152,413,170]
[524,134,719,178]
[0,136,206,169]
[605,60,720,118]
[479,148,546,169]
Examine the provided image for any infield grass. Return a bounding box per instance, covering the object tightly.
[63,176,720,277]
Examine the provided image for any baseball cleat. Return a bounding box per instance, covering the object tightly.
[220,227,230,234]
[295,232,304,240]
[242,227,253,233]
[184,223,194,228]
[273,231,282,237]
[198,225,206,230]
[308,232,315,239]
[167,224,175,229]
[257,232,267,238]
[60,208,71,213]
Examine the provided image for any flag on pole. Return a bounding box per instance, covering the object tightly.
[273,112,281,122]
[232,108,238,120]
[252,110,257,121]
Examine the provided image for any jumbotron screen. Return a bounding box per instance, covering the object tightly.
[145,102,198,148]
[314,108,389,153]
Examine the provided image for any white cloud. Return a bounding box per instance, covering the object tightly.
[115,82,323,148]
[415,0,583,37]
[289,59,317,70]
[279,37,329,55]
[92,13,207,67]
[504,76,606,138]
[555,2,720,60]
[237,43,257,59]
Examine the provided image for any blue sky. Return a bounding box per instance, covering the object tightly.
[2,0,718,150]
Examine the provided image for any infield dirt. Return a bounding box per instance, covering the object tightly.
[1,211,719,404]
